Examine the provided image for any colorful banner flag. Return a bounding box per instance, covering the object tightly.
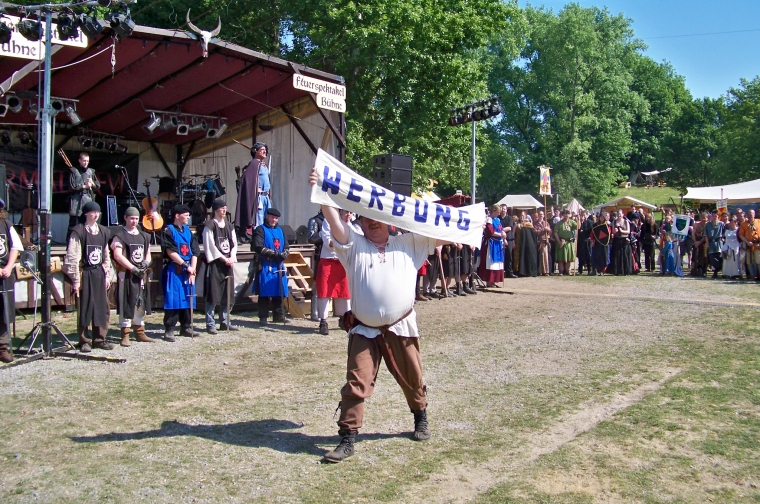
[717,198,728,215]
[539,166,552,196]
[311,149,486,248]
[672,214,691,237]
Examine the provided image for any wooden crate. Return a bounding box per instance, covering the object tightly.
[282,251,314,318]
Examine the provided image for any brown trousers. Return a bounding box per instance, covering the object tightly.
[338,330,427,431]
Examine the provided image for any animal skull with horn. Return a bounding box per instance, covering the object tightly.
[186,9,222,58]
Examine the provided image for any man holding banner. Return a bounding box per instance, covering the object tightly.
[309,149,484,463]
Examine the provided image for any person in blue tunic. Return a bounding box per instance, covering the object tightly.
[252,208,290,325]
[162,204,201,341]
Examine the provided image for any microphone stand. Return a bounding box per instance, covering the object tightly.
[117,165,141,209]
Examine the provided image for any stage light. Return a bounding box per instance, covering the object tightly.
[94,138,105,149]
[98,0,115,6]
[176,124,189,135]
[79,13,104,39]
[207,121,227,138]
[0,131,10,144]
[160,115,173,130]
[462,107,472,123]
[472,107,484,122]
[0,104,6,118]
[488,100,502,116]
[0,20,12,45]
[143,112,161,134]
[108,142,126,154]
[18,131,31,145]
[188,118,207,133]
[56,14,79,41]
[78,135,92,147]
[17,18,42,42]
[51,99,64,113]
[109,12,134,39]
[6,95,22,113]
[65,104,82,125]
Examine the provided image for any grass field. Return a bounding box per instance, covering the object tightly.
[615,186,682,208]
[1,274,759,503]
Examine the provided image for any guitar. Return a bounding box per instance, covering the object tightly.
[142,179,164,232]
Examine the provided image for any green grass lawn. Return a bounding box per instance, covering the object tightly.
[614,185,682,208]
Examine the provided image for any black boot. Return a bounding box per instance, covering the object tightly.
[456,282,467,296]
[462,284,476,295]
[323,429,356,463]
[412,409,431,441]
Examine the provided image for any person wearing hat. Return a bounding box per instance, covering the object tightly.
[64,201,114,352]
[68,152,100,230]
[0,198,23,363]
[161,204,201,341]
[110,207,155,346]
[202,198,239,333]
[251,207,290,325]
[234,142,271,243]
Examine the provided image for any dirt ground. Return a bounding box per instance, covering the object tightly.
[1,272,758,503]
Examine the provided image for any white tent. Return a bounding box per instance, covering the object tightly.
[566,198,585,213]
[684,178,760,203]
[496,194,544,209]
[592,196,656,213]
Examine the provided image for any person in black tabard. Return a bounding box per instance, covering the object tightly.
[203,199,239,334]
[110,206,155,347]
[0,198,22,363]
[64,201,113,353]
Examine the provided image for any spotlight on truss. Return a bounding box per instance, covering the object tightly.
[65,104,82,125]
[143,112,161,134]
[17,18,42,42]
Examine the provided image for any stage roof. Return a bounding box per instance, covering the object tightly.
[0,23,344,145]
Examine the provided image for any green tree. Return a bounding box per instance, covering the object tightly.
[484,3,646,206]
[719,77,760,183]
[282,0,524,193]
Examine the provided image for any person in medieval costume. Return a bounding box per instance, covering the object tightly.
[721,219,742,278]
[517,213,539,277]
[202,198,239,333]
[477,204,505,287]
[65,201,114,353]
[110,207,155,346]
[234,142,270,242]
[610,210,633,276]
[0,198,22,363]
[316,209,356,334]
[252,208,290,325]
[553,210,578,275]
[577,212,595,275]
[591,213,612,276]
[68,152,100,231]
[161,204,201,341]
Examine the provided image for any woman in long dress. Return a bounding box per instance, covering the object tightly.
[610,210,633,275]
[721,220,742,278]
[591,213,612,276]
[477,204,505,287]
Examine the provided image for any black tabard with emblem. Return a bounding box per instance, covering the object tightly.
[71,224,110,328]
[114,227,151,319]
[204,219,233,306]
[0,219,17,329]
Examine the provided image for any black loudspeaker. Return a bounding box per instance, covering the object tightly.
[281,224,297,245]
[371,153,412,196]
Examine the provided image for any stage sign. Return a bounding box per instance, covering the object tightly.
[293,74,347,104]
[315,92,346,113]
[0,18,87,61]
[539,166,552,196]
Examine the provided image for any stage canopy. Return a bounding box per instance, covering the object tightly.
[592,196,656,213]
[495,194,544,209]
[684,178,760,203]
[0,22,344,149]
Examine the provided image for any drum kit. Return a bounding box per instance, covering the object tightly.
[115,174,226,232]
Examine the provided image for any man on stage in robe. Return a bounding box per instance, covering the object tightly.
[203,199,239,333]
[110,207,155,346]
[235,143,270,243]
[65,201,113,353]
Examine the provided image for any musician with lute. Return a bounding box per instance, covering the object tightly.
[67,152,100,230]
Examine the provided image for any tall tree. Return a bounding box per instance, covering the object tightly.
[485,3,646,206]
[720,77,760,183]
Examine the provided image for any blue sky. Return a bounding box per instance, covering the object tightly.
[521,0,760,99]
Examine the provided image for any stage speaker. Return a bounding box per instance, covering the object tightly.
[371,153,413,196]
[281,224,297,245]
[295,224,309,244]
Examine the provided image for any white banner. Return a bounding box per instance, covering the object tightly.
[310,149,486,248]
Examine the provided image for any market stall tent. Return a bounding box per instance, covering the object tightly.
[495,194,544,209]
[684,178,760,204]
[592,196,656,214]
